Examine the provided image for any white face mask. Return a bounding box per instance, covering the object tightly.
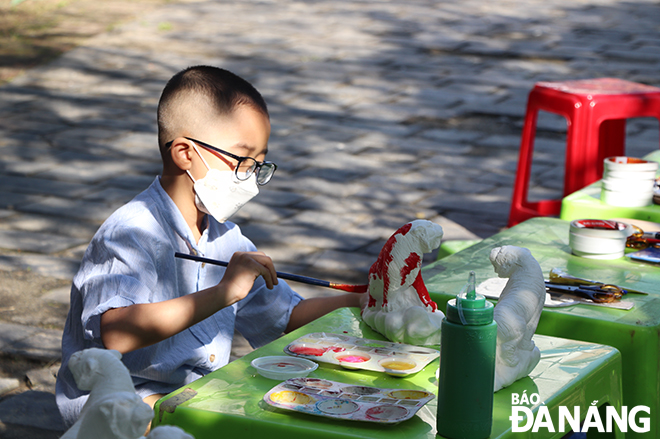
[187,142,259,223]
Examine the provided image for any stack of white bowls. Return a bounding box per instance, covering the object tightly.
[601,156,659,207]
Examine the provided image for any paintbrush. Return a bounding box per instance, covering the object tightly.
[549,268,648,295]
[174,252,369,293]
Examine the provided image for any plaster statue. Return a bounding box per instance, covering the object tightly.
[61,348,139,439]
[362,220,445,345]
[489,246,545,392]
[147,425,195,439]
[61,348,194,439]
[72,391,155,439]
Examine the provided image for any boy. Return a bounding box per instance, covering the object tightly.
[56,65,363,426]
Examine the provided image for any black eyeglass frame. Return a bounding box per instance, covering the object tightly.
[166,137,277,185]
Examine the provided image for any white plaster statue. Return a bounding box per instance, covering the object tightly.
[61,348,140,439]
[489,246,545,392]
[147,425,195,439]
[362,220,445,345]
[72,391,155,439]
[61,348,194,439]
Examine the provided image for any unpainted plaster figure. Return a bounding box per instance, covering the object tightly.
[61,348,194,439]
[362,220,445,345]
[489,246,545,392]
[147,425,195,439]
[69,391,154,439]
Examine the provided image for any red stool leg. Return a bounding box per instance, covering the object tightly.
[596,119,626,178]
[600,119,626,157]
[509,87,584,226]
[508,93,540,227]
[562,97,596,196]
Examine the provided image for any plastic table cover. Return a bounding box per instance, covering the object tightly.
[424,216,657,438]
[152,306,621,439]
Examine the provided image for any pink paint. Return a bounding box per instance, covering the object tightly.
[337,355,369,363]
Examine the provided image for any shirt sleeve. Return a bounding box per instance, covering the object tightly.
[77,223,165,344]
[234,278,303,348]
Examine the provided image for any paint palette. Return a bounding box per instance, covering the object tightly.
[264,378,434,423]
[284,332,439,376]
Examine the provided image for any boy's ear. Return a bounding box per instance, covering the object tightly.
[169,138,194,171]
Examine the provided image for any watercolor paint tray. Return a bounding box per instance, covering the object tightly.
[283,332,439,376]
[264,377,434,424]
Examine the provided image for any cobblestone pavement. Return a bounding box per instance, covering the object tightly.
[0,0,659,436]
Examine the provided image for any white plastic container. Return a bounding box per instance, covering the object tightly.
[601,156,658,207]
[603,156,659,173]
[601,177,655,193]
[601,188,654,207]
[603,169,657,180]
[251,356,318,380]
[568,219,632,259]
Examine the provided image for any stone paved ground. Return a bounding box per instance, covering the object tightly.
[0,0,659,437]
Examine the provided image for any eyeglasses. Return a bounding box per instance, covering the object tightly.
[167,137,277,185]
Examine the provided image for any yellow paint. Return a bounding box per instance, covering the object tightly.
[269,390,313,405]
[387,390,430,400]
[380,360,416,371]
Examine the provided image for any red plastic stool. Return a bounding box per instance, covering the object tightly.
[508,78,660,227]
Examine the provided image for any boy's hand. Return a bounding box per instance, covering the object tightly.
[218,251,279,305]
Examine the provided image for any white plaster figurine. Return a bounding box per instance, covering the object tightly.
[489,246,546,392]
[61,347,194,439]
[146,426,195,439]
[362,220,445,346]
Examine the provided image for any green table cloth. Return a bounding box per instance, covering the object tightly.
[153,306,622,438]
[423,217,658,438]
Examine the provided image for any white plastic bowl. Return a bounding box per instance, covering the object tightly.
[601,188,653,207]
[251,356,318,380]
[603,169,657,181]
[601,176,654,193]
[568,219,630,259]
[569,231,626,255]
[604,156,659,173]
[569,219,632,238]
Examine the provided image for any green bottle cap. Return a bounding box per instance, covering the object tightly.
[446,271,494,326]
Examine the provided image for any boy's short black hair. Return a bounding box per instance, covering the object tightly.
[157,66,268,152]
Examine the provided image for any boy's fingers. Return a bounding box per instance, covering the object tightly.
[245,252,279,288]
[240,252,278,290]
[254,259,274,289]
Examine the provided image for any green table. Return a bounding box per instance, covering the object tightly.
[152,307,622,438]
[561,150,660,222]
[423,217,659,438]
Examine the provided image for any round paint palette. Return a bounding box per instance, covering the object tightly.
[251,356,318,380]
[264,378,434,423]
[284,332,439,376]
